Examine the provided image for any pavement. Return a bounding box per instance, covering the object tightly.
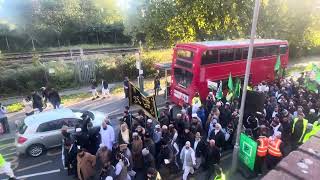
[0,82,124,106]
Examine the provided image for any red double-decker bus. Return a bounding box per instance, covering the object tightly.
[170,39,289,105]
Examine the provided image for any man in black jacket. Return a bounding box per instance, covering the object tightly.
[205,140,221,180]
[32,91,43,112]
[142,148,156,176]
[48,88,61,109]
[193,132,207,169]
[209,123,225,150]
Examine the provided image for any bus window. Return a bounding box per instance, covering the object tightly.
[254,46,266,58]
[280,45,288,54]
[220,49,234,62]
[201,50,218,65]
[234,48,242,60]
[177,50,194,61]
[242,48,248,60]
[268,45,278,56]
[173,67,193,88]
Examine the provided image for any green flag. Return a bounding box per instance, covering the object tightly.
[312,63,319,72]
[228,73,233,92]
[216,80,223,100]
[305,77,318,93]
[316,71,320,84]
[274,56,281,71]
[234,78,241,98]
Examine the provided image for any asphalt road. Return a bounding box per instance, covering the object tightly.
[0,95,255,180]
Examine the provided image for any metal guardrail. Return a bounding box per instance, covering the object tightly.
[0,47,139,64]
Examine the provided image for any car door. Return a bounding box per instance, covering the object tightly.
[36,119,65,148]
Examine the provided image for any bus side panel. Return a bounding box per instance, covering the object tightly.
[251,57,277,84]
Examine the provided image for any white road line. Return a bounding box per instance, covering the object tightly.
[107,109,121,116]
[12,169,60,179]
[16,160,53,172]
[9,147,16,151]
[3,152,16,157]
[0,143,15,150]
[221,153,232,161]
[47,150,62,156]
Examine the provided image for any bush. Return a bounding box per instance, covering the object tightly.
[1,49,172,96]
[6,103,24,113]
[0,61,77,96]
[96,49,172,82]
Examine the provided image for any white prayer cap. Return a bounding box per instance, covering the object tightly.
[133,132,138,136]
[155,124,161,129]
[75,128,82,132]
[185,141,191,146]
[275,131,282,137]
[192,113,198,118]
[142,148,149,156]
[105,176,113,180]
[162,125,168,130]
[99,144,106,148]
[147,119,153,123]
[310,109,316,113]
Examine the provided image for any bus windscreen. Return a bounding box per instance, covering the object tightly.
[174,67,193,88]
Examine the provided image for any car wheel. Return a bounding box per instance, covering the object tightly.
[27,144,45,157]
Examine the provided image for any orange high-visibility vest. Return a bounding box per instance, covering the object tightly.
[257,136,269,157]
[268,138,282,157]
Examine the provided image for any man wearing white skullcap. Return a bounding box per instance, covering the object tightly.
[180,141,196,180]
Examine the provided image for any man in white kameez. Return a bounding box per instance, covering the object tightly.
[99,122,115,151]
[180,141,196,180]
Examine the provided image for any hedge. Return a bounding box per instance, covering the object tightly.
[0,49,172,97]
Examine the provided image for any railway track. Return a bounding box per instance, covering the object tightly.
[0,47,139,65]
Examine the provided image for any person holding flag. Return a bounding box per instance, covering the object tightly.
[216,80,223,100]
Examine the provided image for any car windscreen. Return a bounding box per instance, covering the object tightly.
[18,122,28,134]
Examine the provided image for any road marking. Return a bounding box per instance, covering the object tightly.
[47,150,62,156]
[16,160,53,172]
[221,152,232,161]
[107,109,121,116]
[0,137,15,143]
[0,143,15,150]
[9,147,16,151]
[89,99,123,111]
[3,152,16,157]
[8,169,61,179]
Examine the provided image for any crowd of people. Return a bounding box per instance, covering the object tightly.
[1,71,320,180]
[22,87,61,116]
[60,72,320,180]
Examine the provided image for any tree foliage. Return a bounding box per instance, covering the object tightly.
[0,0,130,52]
[125,0,320,56]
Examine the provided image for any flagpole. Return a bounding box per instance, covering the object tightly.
[231,0,261,173]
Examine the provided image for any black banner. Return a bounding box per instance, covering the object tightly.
[128,82,158,119]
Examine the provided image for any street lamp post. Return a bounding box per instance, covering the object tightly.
[136,51,144,92]
[231,0,261,173]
